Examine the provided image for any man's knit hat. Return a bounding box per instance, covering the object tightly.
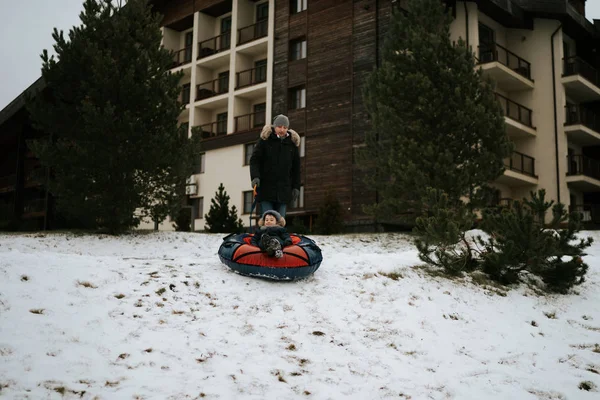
[259,209,286,227]
[273,114,289,127]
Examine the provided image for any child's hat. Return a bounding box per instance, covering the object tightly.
[259,210,286,227]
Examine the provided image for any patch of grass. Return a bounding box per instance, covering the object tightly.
[582,315,592,321]
[287,344,297,351]
[379,271,403,281]
[54,387,66,395]
[303,391,311,395]
[77,281,98,289]
[144,348,153,353]
[544,311,557,319]
[312,331,325,336]
[299,359,309,366]
[118,353,129,360]
[105,380,119,387]
[579,381,596,391]
[20,275,29,282]
[531,321,538,327]
[156,288,166,296]
[29,308,44,315]
[172,310,185,315]
[114,294,125,299]
[587,367,599,375]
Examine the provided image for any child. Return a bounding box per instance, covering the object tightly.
[251,210,293,258]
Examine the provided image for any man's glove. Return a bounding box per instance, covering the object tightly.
[251,178,260,188]
[292,188,300,202]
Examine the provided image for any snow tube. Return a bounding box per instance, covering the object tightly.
[218,233,323,281]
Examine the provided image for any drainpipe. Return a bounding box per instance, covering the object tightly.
[551,24,563,203]
[463,1,469,50]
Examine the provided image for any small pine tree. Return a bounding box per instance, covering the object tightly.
[479,190,592,292]
[414,188,478,275]
[204,183,244,233]
[314,192,344,235]
[172,207,191,232]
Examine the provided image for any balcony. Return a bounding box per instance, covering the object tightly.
[198,32,231,61]
[564,105,600,145]
[24,167,47,188]
[238,20,268,46]
[22,198,46,218]
[236,66,267,90]
[495,93,536,138]
[570,204,600,224]
[566,154,600,191]
[196,78,229,101]
[562,56,600,102]
[0,174,16,193]
[194,120,228,139]
[171,47,193,69]
[234,111,266,134]
[496,151,537,186]
[478,44,534,91]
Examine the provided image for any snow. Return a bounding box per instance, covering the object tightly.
[0,230,599,399]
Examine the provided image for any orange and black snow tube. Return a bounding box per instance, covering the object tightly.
[218,233,323,280]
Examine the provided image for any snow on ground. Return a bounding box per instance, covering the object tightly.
[0,230,599,399]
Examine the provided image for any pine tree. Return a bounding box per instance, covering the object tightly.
[27,0,200,233]
[204,183,244,233]
[358,0,512,223]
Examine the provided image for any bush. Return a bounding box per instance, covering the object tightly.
[313,192,344,235]
[416,188,592,294]
[172,207,191,232]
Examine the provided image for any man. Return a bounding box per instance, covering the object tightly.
[250,114,301,217]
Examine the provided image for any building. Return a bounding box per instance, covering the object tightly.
[1,0,599,231]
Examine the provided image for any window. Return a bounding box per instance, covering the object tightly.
[184,31,193,63]
[193,153,205,174]
[255,59,267,83]
[291,0,307,14]
[290,38,307,61]
[290,185,304,209]
[253,103,266,127]
[181,83,191,104]
[243,191,255,214]
[197,197,204,219]
[218,71,229,93]
[216,112,228,134]
[220,16,231,50]
[289,86,306,109]
[300,135,305,157]
[244,143,256,165]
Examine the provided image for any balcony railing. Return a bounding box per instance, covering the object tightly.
[196,121,228,139]
[495,93,533,127]
[478,43,532,80]
[196,78,229,101]
[565,105,600,132]
[564,56,600,87]
[236,66,267,89]
[570,204,600,223]
[181,85,191,104]
[198,32,231,59]
[172,47,193,68]
[238,20,268,45]
[567,154,600,180]
[0,174,16,191]
[504,151,535,176]
[234,111,266,133]
[23,198,46,215]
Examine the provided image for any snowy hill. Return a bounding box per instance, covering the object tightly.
[0,231,599,399]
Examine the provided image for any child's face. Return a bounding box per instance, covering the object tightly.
[264,215,277,226]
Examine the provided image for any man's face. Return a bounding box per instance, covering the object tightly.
[264,214,277,226]
[275,125,288,136]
